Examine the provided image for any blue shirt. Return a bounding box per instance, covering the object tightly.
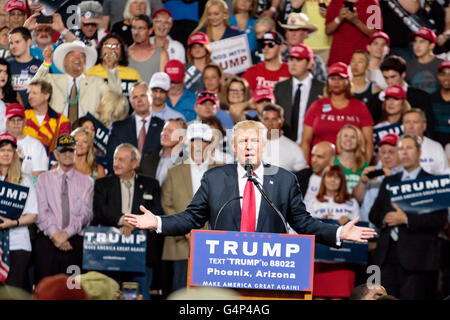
[229,15,257,52]
[30,44,62,74]
[166,88,197,122]
[401,166,422,181]
[215,109,235,129]
[152,105,186,121]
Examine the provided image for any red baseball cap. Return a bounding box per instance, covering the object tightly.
[378,133,399,147]
[0,132,18,148]
[196,90,217,105]
[5,102,25,119]
[164,59,185,82]
[328,62,349,79]
[188,32,210,47]
[253,86,274,103]
[413,27,437,44]
[384,85,407,100]
[151,8,173,20]
[369,31,390,47]
[286,44,314,61]
[438,60,450,72]
[6,0,27,13]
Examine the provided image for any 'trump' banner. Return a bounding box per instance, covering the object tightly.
[0,181,29,220]
[83,226,147,273]
[388,175,450,214]
[373,122,403,146]
[86,112,109,155]
[189,230,314,292]
[210,35,252,74]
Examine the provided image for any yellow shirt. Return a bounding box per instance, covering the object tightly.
[85,64,141,97]
[303,0,332,50]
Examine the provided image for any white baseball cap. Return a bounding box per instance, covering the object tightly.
[186,122,212,142]
[149,72,171,91]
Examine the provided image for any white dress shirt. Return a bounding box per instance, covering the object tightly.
[292,74,313,144]
[190,160,211,196]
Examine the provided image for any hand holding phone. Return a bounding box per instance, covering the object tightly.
[344,1,354,12]
[367,169,384,179]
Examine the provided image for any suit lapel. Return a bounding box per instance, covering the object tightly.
[112,176,122,215]
[130,116,138,146]
[255,164,276,232]
[131,174,145,214]
[223,164,241,230]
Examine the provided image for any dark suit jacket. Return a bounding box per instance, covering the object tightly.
[106,115,164,170]
[294,167,314,197]
[274,77,325,141]
[161,163,339,247]
[369,169,447,271]
[93,174,164,266]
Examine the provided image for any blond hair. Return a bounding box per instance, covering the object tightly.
[232,0,257,18]
[232,120,267,146]
[336,124,366,173]
[0,142,22,184]
[98,90,129,128]
[192,0,230,41]
[123,0,150,20]
[71,127,96,173]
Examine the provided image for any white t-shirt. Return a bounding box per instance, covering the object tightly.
[263,136,307,172]
[150,36,186,64]
[0,100,6,134]
[17,135,48,178]
[308,196,359,221]
[303,173,322,210]
[421,136,449,175]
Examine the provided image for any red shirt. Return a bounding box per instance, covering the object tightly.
[303,97,374,149]
[326,0,382,66]
[242,62,291,91]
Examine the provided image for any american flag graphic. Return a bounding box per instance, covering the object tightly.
[0,230,10,282]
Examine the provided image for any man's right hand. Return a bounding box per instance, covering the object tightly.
[124,205,158,230]
[43,45,53,61]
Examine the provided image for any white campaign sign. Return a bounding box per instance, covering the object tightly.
[210,35,252,74]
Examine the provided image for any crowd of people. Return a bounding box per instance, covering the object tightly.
[0,0,449,301]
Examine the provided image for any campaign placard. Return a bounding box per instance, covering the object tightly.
[82,226,147,273]
[388,175,450,214]
[210,35,252,74]
[0,180,29,220]
[86,112,109,155]
[373,122,403,146]
[189,230,314,292]
[314,219,369,265]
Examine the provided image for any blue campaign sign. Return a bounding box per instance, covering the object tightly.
[0,180,29,220]
[82,226,147,273]
[86,112,110,154]
[189,230,315,292]
[314,219,368,265]
[388,175,450,214]
[373,122,403,146]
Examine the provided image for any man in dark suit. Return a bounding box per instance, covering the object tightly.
[125,120,376,247]
[106,82,165,171]
[94,143,164,300]
[274,44,325,144]
[367,55,435,138]
[369,134,447,300]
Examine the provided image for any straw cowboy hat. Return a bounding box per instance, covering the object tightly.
[278,12,318,34]
[53,40,98,74]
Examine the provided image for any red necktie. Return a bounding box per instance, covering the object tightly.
[241,179,256,232]
[138,119,146,154]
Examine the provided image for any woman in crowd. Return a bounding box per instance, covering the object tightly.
[220,76,252,123]
[202,63,224,96]
[374,85,410,130]
[308,164,359,300]
[111,0,150,47]
[0,133,38,290]
[96,90,129,129]
[71,127,106,180]
[184,32,212,94]
[301,62,374,162]
[0,58,20,132]
[229,0,258,52]
[334,124,368,194]
[193,0,242,43]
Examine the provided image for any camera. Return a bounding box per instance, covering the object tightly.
[344,1,354,12]
[36,14,53,24]
[121,282,139,300]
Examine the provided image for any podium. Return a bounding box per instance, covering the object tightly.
[187,230,315,300]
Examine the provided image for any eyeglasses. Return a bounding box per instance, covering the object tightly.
[103,43,121,49]
[260,42,276,49]
[229,88,244,93]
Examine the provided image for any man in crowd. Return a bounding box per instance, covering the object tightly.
[67,1,107,47]
[93,143,163,300]
[261,103,306,172]
[34,134,94,285]
[366,31,390,90]
[406,27,444,95]
[33,40,121,125]
[402,108,448,175]
[369,134,447,300]
[148,72,185,121]
[192,90,234,130]
[23,79,70,155]
[6,0,28,29]
[431,60,450,148]
[106,82,164,171]
[274,43,324,143]
[7,26,42,108]
[242,31,291,91]
[5,102,47,179]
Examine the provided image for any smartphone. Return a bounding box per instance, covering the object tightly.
[319,3,327,9]
[367,169,384,179]
[36,14,53,24]
[121,282,139,300]
[344,1,354,12]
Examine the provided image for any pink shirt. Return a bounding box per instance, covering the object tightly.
[36,167,94,238]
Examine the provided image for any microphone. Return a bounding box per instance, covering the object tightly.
[244,160,253,179]
[213,196,242,230]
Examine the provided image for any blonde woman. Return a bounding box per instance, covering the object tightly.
[333,124,368,193]
[96,90,129,129]
[0,133,38,290]
[71,127,106,180]
[192,0,241,42]
[111,0,150,46]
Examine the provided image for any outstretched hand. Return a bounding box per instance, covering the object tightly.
[124,205,158,230]
[339,216,377,243]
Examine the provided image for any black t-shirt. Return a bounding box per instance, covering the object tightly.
[7,57,42,108]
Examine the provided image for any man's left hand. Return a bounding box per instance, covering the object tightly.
[120,220,135,237]
[339,216,377,243]
[384,204,408,227]
[51,231,69,248]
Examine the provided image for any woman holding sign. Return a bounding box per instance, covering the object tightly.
[307,164,359,300]
[0,133,38,290]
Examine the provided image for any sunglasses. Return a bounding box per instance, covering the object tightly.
[103,43,121,49]
[82,23,97,28]
[260,42,276,49]
[198,91,217,99]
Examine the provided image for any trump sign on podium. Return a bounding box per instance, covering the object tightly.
[189,230,314,292]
